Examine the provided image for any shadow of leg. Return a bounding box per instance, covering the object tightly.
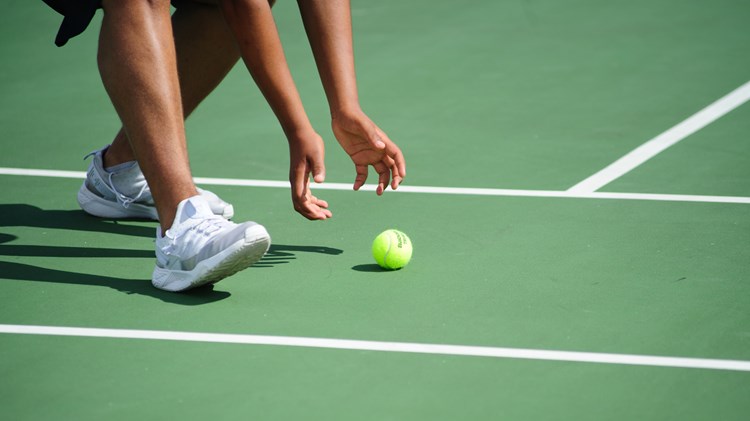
[0,204,154,238]
[0,260,230,305]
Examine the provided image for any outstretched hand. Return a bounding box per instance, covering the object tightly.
[288,130,333,220]
[332,109,406,195]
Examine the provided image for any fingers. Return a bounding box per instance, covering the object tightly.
[291,161,309,205]
[297,191,332,220]
[353,164,368,191]
[291,162,331,220]
[374,162,390,196]
[311,194,330,210]
[353,155,402,194]
[378,149,403,190]
[335,114,406,195]
[390,161,402,190]
[377,128,406,185]
[293,189,332,220]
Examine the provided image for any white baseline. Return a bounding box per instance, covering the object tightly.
[1,324,749,372]
[1,167,749,204]
[568,80,750,193]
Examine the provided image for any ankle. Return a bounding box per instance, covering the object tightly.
[102,146,132,168]
[103,132,137,168]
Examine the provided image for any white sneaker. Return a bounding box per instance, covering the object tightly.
[152,195,270,292]
[77,146,234,220]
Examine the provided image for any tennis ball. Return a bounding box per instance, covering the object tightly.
[372,229,412,270]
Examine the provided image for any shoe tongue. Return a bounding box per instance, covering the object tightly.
[177,195,212,224]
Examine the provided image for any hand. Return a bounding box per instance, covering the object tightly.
[288,130,333,220]
[331,109,406,195]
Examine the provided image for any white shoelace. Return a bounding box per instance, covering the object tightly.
[108,171,149,209]
[85,148,150,208]
[169,215,229,241]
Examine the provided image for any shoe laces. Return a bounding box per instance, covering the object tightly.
[84,148,150,209]
[159,215,231,262]
[108,171,148,209]
[170,214,230,242]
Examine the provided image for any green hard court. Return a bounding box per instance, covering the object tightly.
[1,0,749,419]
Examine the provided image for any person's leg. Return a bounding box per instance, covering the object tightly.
[104,0,241,168]
[96,0,270,291]
[98,0,200,230]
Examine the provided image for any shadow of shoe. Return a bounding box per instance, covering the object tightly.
[0,203,345,299]
[0,260,230,305]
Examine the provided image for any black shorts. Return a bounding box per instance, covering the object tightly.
[43,0,102,47]
[43,0,184,47]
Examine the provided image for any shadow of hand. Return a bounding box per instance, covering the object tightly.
[253,243,343,268]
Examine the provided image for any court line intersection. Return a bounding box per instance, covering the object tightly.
[569,80,750,193]
[2,83,748,376]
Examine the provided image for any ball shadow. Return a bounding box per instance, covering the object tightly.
[351,263,391,272]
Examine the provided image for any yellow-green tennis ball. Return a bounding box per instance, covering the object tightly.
[372,229,413,270]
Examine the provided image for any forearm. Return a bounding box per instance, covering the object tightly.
[219,0,313,137]
[297,0,360,115]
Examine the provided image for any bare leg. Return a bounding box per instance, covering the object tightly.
[98,0,197,230]
[104,1,241,168]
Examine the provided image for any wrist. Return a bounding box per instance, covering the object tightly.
[330,103,363,122]
[277,115,316,142]
[283,125,320,144]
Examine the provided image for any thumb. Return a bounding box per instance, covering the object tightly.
[311,157,326,183]
[364,124,386,150]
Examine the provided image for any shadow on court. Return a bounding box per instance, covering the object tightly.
[0,233,153,259]
[0,260,230,305]
[0,204,154,238]
[351,264,387,272]
[0,204,220,304]
[254,244,343,268]
[0,203,345,303]
[0,242,346,304]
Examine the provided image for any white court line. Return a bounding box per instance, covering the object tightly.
[1,166,749,204]
[568,80,750,193]
[1,324,749,372]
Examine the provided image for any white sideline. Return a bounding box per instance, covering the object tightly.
[1,166,749,204]
[568,80,750,193]
[1,324,749,372]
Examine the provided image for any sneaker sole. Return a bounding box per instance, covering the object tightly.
[77,183,159,220]
[151,225,271,292]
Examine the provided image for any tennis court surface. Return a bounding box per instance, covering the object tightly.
[1,1,749,419]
